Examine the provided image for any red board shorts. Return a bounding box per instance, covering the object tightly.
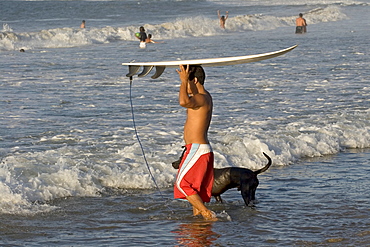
[174,143,214,203]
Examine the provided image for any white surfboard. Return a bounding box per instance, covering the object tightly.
[122,45,297,79]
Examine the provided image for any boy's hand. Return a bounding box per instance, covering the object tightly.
[177,65,190,83]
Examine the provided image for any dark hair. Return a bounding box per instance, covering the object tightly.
[148,34,152,38]
[188,65,205,85]
[140,26,145,32]
[299,13,303,17]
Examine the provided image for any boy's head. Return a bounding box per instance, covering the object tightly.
[188,65,205,85]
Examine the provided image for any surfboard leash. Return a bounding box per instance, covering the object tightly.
[129,77,163,194]
[129,77,175,214]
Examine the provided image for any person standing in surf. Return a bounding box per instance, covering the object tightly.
[295,13,307,34]
[174,65,217,221]
[218,10,229,29]
[80,20,86,28]
[136,26,148,48]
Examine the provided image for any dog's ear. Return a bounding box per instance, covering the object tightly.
[172,159,180,169]
[172,146,186,169]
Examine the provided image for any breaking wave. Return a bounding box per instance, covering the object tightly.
[1,6,347,51]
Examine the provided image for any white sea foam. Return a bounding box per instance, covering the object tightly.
[1,107,368,214]
[207,0,367,6]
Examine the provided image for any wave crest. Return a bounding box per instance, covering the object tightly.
[0,6,347,51]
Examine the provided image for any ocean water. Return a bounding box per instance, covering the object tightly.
[1,0,370,246]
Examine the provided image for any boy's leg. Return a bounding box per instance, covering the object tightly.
[186,194,217,221]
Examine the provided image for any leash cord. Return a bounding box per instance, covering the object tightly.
[129,77,164,198]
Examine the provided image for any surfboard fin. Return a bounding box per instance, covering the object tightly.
[138,66,154,77]
[126,65,141,77]
[151,66,166,79]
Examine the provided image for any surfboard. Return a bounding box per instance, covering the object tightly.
[122,45,297,79]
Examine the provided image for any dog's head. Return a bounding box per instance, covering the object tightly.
[240,153,272,206]
[239,174,259,206]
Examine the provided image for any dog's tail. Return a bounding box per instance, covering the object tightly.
[254,152,272,175]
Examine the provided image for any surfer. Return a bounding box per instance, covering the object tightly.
[174,65,217,221]
[217,10,229,29]
[80,20,86,28]
[295,13,307,34]
[136,26,148,48]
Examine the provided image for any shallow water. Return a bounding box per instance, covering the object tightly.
[1,0,370,246]
[1,149,369,246]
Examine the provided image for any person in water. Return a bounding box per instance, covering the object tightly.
[295,13,307,34]
[145,34,164,43]
[136,26,148,48]
[174,65,217,221]
[80,20,86,28]
[217,10,229,29]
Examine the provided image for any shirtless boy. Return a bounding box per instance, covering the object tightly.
[174,65,217,221]
[295,13,307,34]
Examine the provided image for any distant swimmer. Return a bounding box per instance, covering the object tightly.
[19,49,25,52]
[136,26,148,48]
[295,13,307,34]
[217,10,229,29]
[145,34,164,44]
[80,20,86,28]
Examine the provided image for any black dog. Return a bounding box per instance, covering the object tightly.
[172,151,272,206]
